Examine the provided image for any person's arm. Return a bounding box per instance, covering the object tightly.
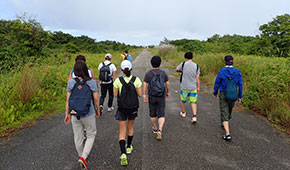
[196,74,200,93]
[143,82,148,103]
[93,92,100,117]
[114,87,119,98]
[237,74,243,103]
[64,92,71,124]
[68,71,73,83]
[113,71,116,80]
[165,81,170,98]
[91,70,96,80]
[136,87,142,97]
[176,63,182,72]
[213,72,221,98]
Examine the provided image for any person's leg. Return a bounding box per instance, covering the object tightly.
[127,119,135,147]
[81,114,97,160]
[189,89,198,116]
[71,116,85,158]
[219,92,231,138]
[190,104,197,116]
[158,117,165,131]
[108,83,114,108]
[119,120,127,154]
[180,89,187,117]
[157,97,166,131]
[149,96,158,130]
[99,84,108,107]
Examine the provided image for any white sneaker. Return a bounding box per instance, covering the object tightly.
[180,112,186,118]
[108,107,114,112]
[191,116,197,123]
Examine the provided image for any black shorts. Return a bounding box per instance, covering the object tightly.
[115,108,138,121]
[149,96,166,118]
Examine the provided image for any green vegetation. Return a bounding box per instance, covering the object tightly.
[167,14,290,58]
[0,15,141,136]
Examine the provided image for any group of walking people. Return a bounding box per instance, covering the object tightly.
[64,51,243,170]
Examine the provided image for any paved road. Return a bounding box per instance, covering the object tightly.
[0,49,290,170]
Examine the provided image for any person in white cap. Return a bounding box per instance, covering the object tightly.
[98,53,117,114]
[113,60,142,166]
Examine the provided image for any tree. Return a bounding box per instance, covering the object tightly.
[259,14,290,57]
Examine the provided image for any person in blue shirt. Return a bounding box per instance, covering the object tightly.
[213,55,243,141]
[121,50,132,63]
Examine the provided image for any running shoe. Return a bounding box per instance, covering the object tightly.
[156,131,162,140]
[78,157,88,170]
[191,115,197,123]
[126,145,133,154]
[108,107,114,112]
[120,153,128,166]
[100,105,103,115]
[180,112,186,118]
[152,127,159,134]
[222,134,232,141]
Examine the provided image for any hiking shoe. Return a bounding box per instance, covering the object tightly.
[222,135,232,141]
[126,145,133,154]
[180,112,186,118]
[156,131,162,140]
[152,127,159,134]
[108,107,114,112]
[78,157,88,170]
[100,105,103,115]
[120,153,128,166]
[191,115,197,123]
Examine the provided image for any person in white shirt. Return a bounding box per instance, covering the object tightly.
[98,53,117,113]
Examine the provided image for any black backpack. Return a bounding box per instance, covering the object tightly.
[118,76,139,111]
[69,79,92,119]
[149,70,166,97]
[180,61,199,83]
[99,62,112,82]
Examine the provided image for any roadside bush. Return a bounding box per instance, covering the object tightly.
[155,44,176,57]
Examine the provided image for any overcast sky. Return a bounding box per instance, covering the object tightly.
[0,0,289,45]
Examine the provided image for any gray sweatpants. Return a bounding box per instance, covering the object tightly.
[71,113,97,159]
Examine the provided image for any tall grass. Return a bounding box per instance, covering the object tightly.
[0,51,136,136]
[155,48,290,131]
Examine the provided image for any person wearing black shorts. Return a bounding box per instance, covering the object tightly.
[113,60,142,166]
[143,56,170,140]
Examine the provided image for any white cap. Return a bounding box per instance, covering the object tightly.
[105,53,112,59]
[121,60,132,70]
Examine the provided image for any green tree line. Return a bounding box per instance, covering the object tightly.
[0,15,141,73]
[168,14,290,58]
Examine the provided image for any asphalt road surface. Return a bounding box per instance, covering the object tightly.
[0,49,290,170]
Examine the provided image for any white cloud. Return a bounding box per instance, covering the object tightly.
[1,0,290,45]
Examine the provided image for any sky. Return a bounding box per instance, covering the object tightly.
[0,0,289,45]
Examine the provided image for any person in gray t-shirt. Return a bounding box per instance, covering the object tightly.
[176,52,200,123]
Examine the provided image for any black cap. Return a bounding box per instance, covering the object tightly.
[224,55,234,65]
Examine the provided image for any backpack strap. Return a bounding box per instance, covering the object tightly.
[130,76,136,83]
[180,61,185,83]
[196,64,199,74]
[119,76,126,86]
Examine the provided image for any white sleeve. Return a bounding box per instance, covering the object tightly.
[98,63,102,70]
[111,64,117,72]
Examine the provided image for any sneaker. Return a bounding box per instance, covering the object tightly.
[108,107,114,112]
[156,131,162,140]
[152,127,159,134]
[222,134,232,141]
[120,153,128,166]
[180,112,186,118]
[100,105,103,115]
[78,157,88,170]
[126,145,133,154]
[191,115,197,123]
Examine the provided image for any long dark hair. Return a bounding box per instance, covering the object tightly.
[122,68,131,77]
[73,61,91,81]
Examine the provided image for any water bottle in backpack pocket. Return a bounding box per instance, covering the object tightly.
[69,79,92,119]
[225,77,238,101]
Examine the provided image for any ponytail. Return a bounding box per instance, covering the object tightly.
[123,68,131,77]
